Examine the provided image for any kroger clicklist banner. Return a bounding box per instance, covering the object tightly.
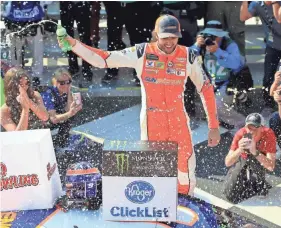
[102,140,178,221]
[103,177,177,221]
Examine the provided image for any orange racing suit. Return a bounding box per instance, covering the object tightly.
[72,41,219,195]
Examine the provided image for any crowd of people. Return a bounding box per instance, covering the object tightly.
[1,1,281,204]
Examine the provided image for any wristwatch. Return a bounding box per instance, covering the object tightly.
[254,150,260,157]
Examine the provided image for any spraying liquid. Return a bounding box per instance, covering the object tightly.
[56,21,72,52]
[5,20,71,52]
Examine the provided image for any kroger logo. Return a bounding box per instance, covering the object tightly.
[125,181,155,204]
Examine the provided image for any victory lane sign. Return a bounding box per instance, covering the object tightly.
[102,140,178,177]
[102,140,178,222]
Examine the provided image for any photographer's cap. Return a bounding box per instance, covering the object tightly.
[155,15,182,38]
[245,113,265,128]
[200,21,229,38]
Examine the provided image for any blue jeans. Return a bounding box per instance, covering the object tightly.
[269,111,281,149]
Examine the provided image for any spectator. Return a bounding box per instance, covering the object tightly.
[269,71,281,158]
[102,1,162,84]
[192,21,253,129]
[0,67,49,131]
[240,1,281,115]
[3,1,46,78]
[161,1,206,129]
[60,1,94,81]
[205,1,246,56]
[224,113,276,203]
[41,68,82,147]
[265,1,281,23]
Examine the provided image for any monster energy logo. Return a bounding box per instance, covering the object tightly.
[116,153,129,174]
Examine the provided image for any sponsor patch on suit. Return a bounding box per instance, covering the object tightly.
[175,70,186,76]
[167,68,176,74]
[146,53,159,60]
[155,61,165,69]
[175,63,185,68]
[145,60,155,68]
[168,61,174,67]
[145,69,159,75]
[176,57,186,62]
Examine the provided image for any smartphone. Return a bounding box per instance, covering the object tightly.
[73,92,82,105]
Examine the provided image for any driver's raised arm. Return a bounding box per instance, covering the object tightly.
[71,40,140,69]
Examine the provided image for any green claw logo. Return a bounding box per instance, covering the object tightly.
[116,154,129,174]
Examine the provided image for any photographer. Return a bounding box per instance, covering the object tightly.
[224,113,276,203]
[192,21,253,129]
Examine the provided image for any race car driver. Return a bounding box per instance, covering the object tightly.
[58,15,221,195]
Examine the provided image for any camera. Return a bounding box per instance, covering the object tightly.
[201,33,216,46]
[243,132,252,139]
[243,133,252,154]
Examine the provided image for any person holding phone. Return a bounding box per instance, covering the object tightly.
[224,113,276,203]
[41,68,82,147]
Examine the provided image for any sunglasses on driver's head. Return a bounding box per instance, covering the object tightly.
[57,79,72,85]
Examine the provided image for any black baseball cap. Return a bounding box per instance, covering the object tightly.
[245,113,264,128]
[155,15,182,38]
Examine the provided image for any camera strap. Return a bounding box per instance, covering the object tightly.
[261,3,281,38]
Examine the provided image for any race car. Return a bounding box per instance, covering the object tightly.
[55,162,102,212]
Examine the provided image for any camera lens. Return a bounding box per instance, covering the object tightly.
[205,37,214,46]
